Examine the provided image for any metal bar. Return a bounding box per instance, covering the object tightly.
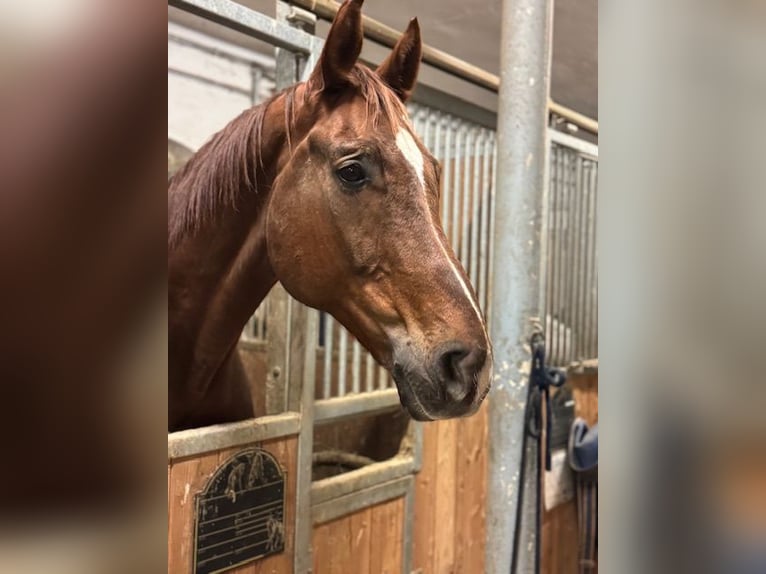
[486,134,497,330]
[549,128,599,159]
[337,326,348,396]
[313,389,400,423]
[579,160,591,360]
[169,0,320,54]
[460,127,473,269]
[586,163,598,359]
[311,475,413,526]
[548,100,598,135]
[573,156,585,360]
[557,148,568,364]
[365,351,375,393]
[537,127,552,331]
[322,313,333,399]
[310,456,415,505]
[486,0,553,570]
[351,339,361,394]
[442,116,454,235]
[547,146,561,362]
[168,412,301,460]
[565,154,579,364]
[451,123,466,252]
[469,129,483,288]
[478,132,492,313]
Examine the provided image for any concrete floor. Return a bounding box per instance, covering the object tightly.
[169,0,597,120]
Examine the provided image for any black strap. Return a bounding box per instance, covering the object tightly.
[512,333,566,574]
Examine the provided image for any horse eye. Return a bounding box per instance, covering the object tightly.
[336,162,367,187]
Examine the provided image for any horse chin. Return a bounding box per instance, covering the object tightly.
[391,368,435,422]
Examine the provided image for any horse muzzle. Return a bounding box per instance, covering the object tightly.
[391,340,491,421]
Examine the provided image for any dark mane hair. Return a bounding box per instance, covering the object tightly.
[168,64,406,246]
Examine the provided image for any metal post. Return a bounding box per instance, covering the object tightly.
[486,0,553,570]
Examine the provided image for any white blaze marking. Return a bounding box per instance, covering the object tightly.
[395,129,425,187]
[395,127,486,334]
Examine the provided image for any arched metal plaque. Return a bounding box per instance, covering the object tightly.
[193,448,285,574]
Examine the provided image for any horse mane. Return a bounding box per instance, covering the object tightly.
[168,64,406,246]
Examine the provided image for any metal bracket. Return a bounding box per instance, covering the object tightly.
[286,6,317,30]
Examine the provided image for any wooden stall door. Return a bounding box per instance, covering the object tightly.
[312,497,405,574]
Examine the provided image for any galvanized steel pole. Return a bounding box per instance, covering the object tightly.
[486,0,553,570]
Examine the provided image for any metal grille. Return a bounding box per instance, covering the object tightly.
[543,132,598,366]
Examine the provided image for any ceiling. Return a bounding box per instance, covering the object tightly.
[169,0,597,120]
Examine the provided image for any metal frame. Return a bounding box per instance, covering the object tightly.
[168,412,301,460]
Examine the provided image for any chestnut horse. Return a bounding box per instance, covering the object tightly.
[168,0,491,431]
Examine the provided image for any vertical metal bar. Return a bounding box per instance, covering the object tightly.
[452,124,466,253]
[469,129,483,289]
[486,134,498,329]
[351,339,361,395]
[547,145,560,363]
[592,165,599,356]
[486,0,553,570]
[557,148,567,364]
[365,351,374,393]
[566,153,580,364]
[460,127,473,269]
[577,160,590,359]
[561,151,572,364]
[581,158,590,360]
[478,131,492,313]
[322,313,333,399]
[337,327,348,397]
[442,116,454,237]
[434,113,447,224]
[587,163,598,358]
[538,125,552,332]
[574,153,583,362]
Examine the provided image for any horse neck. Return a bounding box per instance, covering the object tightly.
[168,90,296,399]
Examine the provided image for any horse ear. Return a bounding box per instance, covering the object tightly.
[376,18,422,102]
[309,0,364,93]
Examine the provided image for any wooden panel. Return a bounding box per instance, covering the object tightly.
[312,498,401,574]
[413,402,490,574]
[413,421,439,572]
[541,497,579,574]
[168,435,298,574]
[433,418,458,573]
[541,369,598,574]
[453,401,489,573]
[369,497,404,574]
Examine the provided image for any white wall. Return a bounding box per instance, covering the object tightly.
[167,22,276,151]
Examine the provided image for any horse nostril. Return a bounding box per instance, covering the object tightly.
[436,344,487,402]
